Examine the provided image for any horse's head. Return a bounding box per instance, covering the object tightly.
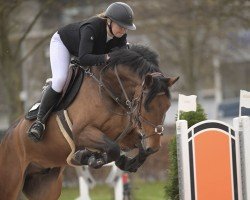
[106,45,179,154]
[137,73,179,154]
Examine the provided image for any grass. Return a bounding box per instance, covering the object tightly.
[59,180,166,200]
[132,180,166,200]
[59,185,113,200]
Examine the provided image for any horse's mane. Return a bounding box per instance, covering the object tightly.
[108,44,160,78]
[107,44,171,111]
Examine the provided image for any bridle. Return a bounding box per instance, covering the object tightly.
[136,89,166,141]
[81,65,166,143]
[137,106,165,140]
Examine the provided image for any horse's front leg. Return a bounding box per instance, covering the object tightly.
[74,126,120,168]
[115,143,150,172]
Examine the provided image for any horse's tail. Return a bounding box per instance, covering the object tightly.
[23,164,64,200]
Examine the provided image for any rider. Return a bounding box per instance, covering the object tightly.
[28,2,136,142]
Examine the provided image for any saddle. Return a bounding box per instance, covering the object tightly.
[25,62,84,120]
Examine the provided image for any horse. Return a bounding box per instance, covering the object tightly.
[0,44,178,200]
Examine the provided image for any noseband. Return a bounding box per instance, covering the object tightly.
[138,114,165,139]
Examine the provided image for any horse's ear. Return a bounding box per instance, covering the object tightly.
[166,77,179,87]
[144,74,153,88]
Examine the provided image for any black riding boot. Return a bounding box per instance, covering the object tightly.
[28,86,61,142]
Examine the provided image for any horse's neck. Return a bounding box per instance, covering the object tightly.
[66,66,141,123]
[106,67,141,100]
[64,66,144,144]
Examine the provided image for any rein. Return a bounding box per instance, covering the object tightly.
[83,67,129,111]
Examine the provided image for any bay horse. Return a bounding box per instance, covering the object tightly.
[0,44,178,200]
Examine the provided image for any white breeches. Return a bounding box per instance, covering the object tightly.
[50,32,71,93]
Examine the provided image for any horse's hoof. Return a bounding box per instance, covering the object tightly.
[88,156,104,169]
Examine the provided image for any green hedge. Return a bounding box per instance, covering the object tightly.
[165,104,207,200]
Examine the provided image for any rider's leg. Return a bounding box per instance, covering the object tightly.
[28,32,70,142]
[28,86,61,141]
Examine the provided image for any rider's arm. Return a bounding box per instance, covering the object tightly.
[106,34,127,52]
[78,26,108,66]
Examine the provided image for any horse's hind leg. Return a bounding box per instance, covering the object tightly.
[23,165,64,200]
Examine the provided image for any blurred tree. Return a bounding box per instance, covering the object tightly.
[0,0,56,122]
[133,0,250,93]
[1,0,250,122]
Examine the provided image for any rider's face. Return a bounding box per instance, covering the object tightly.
[111,22,127,38]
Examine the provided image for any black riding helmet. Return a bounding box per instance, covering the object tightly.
[105,2,136,30]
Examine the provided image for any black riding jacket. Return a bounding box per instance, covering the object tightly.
[58,16,127,66]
